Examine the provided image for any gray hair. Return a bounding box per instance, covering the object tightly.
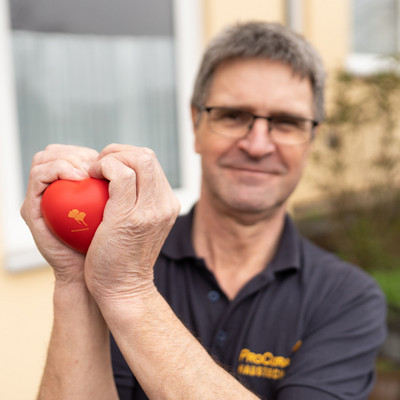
[191,21,326,122]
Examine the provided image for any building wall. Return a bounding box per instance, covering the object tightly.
[0,1,350,398]
[292,0,351,204]
[303,0,350,70]
[0,264,53,399]
[203,0,349,70]
[203,0,284,42]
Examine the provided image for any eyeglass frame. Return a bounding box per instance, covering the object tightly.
[198,106,320,145]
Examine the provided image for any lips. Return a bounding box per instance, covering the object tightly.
[220,162,286,175]
[227,166,279,174]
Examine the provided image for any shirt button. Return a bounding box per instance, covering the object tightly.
[207,290,220,302]
[216,330,227,345]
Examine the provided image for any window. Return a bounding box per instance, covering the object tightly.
[285,0,303,33]
[347,0,400,74]
[0,0,202,271]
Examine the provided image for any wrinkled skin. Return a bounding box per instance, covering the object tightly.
[21,143,181,307]
[21,144,97,283]
[85,144,181,309]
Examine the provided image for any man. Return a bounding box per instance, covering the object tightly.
[22,22,386,399]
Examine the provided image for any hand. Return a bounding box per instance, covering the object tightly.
[21,144,98,283]
[84,144,181,310]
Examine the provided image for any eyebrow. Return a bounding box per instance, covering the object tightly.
[213,105,313,121]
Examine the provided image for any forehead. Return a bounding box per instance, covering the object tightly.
[206,58,314,116]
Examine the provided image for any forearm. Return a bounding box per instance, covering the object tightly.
[104,290,260,400]
[37,280,118,400]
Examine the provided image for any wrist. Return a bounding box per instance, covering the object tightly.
[53,278,102,320]
[50,259,86,288]
[52,281,111,357]
[53,268,89,300]
[98,284,160,330]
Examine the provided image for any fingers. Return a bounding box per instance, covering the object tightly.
[28,144,99,191]
[23,143,180,230]
[31,144,98,176]
[93,156,138,217]
[29,160,88,195]
[22,144,100,226]
[91,145,175,209]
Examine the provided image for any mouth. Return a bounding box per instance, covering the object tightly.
[222,164,285,175]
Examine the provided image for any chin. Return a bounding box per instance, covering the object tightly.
[223,197,285,218]
[203,177,290,218]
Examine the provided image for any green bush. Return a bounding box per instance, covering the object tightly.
[371,269,400,310]
[295,64,400,309]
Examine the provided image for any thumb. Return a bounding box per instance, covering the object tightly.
[90,156,138,216]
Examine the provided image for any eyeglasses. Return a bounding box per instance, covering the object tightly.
[200,106,319,145]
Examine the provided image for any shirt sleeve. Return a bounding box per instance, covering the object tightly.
[276,264,387,400]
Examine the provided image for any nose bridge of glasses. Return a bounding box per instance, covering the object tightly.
[249,114,272,133]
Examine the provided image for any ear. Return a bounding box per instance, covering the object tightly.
[313,123,321,138]
[191,106,202,154]
[309,123,321,148]
[302,123,321,164]
[191,106,199,131]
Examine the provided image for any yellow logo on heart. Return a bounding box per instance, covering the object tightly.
[68,209,89,231]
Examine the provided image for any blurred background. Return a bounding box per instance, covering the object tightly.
[0,0,399,398]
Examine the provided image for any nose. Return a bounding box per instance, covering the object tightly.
[237,117,277,157]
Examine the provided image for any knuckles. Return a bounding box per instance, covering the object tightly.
[20,203,27,222]
[32,145,98,167]
[31,150,47,167]
[137,150,157,173]
[140,147,156,158]
[121,199,180,236]
[28,162,44,181]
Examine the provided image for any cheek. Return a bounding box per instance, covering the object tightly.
[280,145,311,174]
[195,130,234,160]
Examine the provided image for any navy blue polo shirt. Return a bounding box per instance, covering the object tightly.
[111,208,386,400]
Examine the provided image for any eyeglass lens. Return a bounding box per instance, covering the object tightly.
[206,107,314,145]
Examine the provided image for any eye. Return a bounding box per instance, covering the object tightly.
[271,116,307,131]
[212,108,250,125]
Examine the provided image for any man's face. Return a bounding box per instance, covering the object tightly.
[192,58,316,218]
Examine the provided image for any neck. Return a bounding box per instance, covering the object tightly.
[192,200,286,299]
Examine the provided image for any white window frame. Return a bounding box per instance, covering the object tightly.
[346,0,400,75]
[0,0,202,272]
[286,0,303,34]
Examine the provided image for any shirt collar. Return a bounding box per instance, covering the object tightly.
[161,206,302,274]
[267,214,301,274]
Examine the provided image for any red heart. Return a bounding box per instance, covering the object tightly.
[41,177,109,254]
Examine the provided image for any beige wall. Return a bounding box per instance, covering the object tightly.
[303,0,350,70]
[203,0,349,70]
[0,263,53,399]
[203,0,284,42]
[0,1,350,398]
[292,0,350,205]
